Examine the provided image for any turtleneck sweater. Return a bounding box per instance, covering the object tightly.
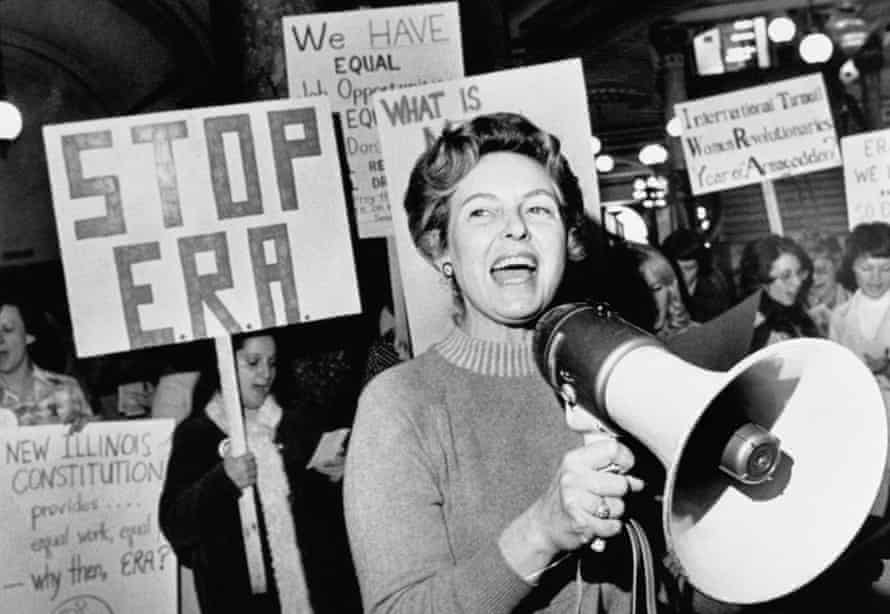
[344,326,633,614]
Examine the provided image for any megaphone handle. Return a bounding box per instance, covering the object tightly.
[583,431,620,553]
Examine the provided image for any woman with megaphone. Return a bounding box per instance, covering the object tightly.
[344,113,658,614]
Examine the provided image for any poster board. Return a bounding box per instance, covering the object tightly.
[283,2,464,238]
[43,97,361,358]
[675,73,840,196]
[0,420,175,614]
[841,128,890,228]
[374,59,598,353]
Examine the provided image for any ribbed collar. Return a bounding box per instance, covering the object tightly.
[434,326,538,377]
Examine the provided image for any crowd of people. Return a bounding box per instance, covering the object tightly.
[2,111,890,613]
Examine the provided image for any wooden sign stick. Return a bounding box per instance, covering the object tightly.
[760,178,784,236]
[215,335,267,593]
[386,235,412,359]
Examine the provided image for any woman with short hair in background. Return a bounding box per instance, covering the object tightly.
[800,230,850,337]
[830,222,890,386]
[0,290,93,428]
[739,234,820,352]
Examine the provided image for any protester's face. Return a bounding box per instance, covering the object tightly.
[0,305,33,375]
[853,255,890,299]
[766,252,808,306]
[641,264,670,331]
[443,152,567,338]
[810,255,837,295]
[678,258,699,291]
[236,335,277,410]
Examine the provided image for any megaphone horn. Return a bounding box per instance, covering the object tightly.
[534,302,888,605]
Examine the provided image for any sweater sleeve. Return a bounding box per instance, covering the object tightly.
[343,368,533,614]
[158,416,242,565]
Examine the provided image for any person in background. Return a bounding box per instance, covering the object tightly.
[0,290,93,428]
[819,222,890,614]
[799,230,850,337]
[661,227,734,322]
[738,234,820,352]
[829,222,890,387]
[345,113,656,614]
[626,241,697,339]
[159,330,316,614]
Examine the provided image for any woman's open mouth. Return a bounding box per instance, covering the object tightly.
[490,254,537,285]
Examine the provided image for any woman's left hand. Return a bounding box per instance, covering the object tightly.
[314,450,346,483]
[63,410,94,435]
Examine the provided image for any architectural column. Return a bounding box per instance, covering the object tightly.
[651,21,691,232]
[235,0,320,102]
[857,31,885,130]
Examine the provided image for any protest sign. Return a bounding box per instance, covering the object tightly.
[43,97,361,358]
[284,2,463,238]
[676,73,840,196]
[842,128,890,228]
[374,59,597,353]
[0,420,175,614]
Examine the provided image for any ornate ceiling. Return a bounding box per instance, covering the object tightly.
[1,0,889,265]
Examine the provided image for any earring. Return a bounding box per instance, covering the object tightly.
[442,262,454,279]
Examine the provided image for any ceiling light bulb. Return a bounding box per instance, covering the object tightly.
[595,154,614,173]
[799,32,834,64]
[666,116,682,137]
[639,143,668,165]
[591,135,602,156]
[767,16,796,43]
[0,101,23,140]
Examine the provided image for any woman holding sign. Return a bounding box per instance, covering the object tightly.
[159,330,317,614]
[344,113,656,613]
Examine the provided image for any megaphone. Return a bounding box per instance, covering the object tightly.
[534,301,888,604]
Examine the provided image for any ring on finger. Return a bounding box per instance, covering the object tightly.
[594,499,610,520]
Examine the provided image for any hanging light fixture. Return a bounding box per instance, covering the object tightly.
[824,2,869,57]
[0,27,21,147]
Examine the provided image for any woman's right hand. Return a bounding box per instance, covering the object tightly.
[532,437,645,552]
[223,451,257,489]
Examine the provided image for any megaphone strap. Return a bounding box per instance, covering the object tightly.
[626,518,658,614]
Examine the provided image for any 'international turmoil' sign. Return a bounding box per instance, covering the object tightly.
[43,97,361,358]
[841,128,890,228]
[283,2,463,238]
[0,421,175,614]
[676,73,840,195]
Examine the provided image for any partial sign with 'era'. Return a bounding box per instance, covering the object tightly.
[676,73,840,195]
[0,420,175,614]
[374,59,597,353]
[43,97,361,358]
[842,128,890,228]
[284,2,463,239]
